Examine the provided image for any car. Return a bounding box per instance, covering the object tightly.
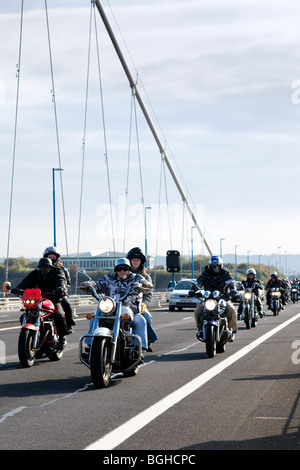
[168,278,201,311]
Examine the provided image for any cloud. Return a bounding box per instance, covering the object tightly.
[1,0,300,262]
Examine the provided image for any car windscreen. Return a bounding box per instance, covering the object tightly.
[175,281,193,290]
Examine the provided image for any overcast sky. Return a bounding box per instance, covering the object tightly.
[1,0,300,262]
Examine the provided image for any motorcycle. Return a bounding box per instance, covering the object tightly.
[270,287,282,316]
[291,286,298,303]
[240,283,261,329]
[193,283,233,359]
[11,287,65,367]
[78,271,152,389]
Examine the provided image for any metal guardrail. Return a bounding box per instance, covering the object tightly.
[0,292,169,312]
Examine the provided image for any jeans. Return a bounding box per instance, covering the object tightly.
[143,309,158,344]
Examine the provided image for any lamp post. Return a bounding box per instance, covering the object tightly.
[144,206,151,267]
[191,226,196,278]
[247,250,251,269]
[52,168,63,247]
[220,238,225,258]
[235,244,239,281]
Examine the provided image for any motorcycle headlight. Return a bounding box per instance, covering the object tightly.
[205,299,216,311]
[244,292,251,300]
[99,297,115,314]
[272,291,280,297]
[24,299,39,305]
[218,299,227,309]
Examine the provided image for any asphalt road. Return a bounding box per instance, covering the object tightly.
[1,301,300,452]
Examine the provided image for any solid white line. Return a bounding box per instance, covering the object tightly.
[85,312,300,450]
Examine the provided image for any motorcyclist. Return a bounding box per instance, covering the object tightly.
[126,246,158,351]
[12,257,69,349]
[237,268,264,319]
[82,258,150,356]
[291,278,299,300]
[43,246,75,333]
[190,255,238,340]
[265,271,287,309]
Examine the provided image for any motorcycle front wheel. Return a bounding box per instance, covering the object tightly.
[244,305,251,329]
[18,329,36,367]
[90,337,112,388]
[206,325,216,358]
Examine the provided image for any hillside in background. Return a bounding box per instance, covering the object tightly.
[0,254,294,295]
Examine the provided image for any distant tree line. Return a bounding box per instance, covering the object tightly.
[1,255,283,295]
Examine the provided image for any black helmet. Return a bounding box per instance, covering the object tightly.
[126,247,146,264]
[38,257,52,268]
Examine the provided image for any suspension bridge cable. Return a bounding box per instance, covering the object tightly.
[93,3,115,255]
[76,1,93,291]
[5,0,24,282]
[44,0,69,257]
[153,155,164,290]
[122,89,134,253]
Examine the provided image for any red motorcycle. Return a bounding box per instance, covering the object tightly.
[13,288,65,367]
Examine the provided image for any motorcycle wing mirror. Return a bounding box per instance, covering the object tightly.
[78,270,92,281]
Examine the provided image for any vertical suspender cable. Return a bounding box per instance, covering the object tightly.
[92,3,115,255]
[44,0,69,258]
[122,89,134,253]
[5,0,24,282]
[75,1,93,292]
[94,0,212,256]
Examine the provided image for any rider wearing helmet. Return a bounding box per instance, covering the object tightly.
[238,268,264,318]
[265,271,288,309]
[14,257,68,348]
[191,255,238,339]
[82,258,150,355]
[43,246,75,333]
[127,247,157,351]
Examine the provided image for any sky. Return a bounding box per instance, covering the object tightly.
[1,0,300,263]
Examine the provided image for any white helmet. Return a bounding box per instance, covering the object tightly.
[246,268,256,276]
[114,258,131,272]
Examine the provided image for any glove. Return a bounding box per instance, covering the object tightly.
[141,302,146,314]
[2,282,11,292]
[80,281,96,289]
[55,287,65,296]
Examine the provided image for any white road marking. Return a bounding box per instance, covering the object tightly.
[85,312,300,450]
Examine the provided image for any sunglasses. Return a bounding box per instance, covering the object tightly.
[116,267,130,272]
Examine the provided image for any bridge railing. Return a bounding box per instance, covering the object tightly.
[0,292,169,312]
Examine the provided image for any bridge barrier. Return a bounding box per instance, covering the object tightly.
[0,292,169,312]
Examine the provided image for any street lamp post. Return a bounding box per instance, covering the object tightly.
[144,206,151,268]
[247,250,251,269]
[191,226,196,278]
[52,168,64,247]
[220,238,225,258]
[235,245,239,281]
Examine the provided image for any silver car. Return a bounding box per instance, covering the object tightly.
[168,279,201,311]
